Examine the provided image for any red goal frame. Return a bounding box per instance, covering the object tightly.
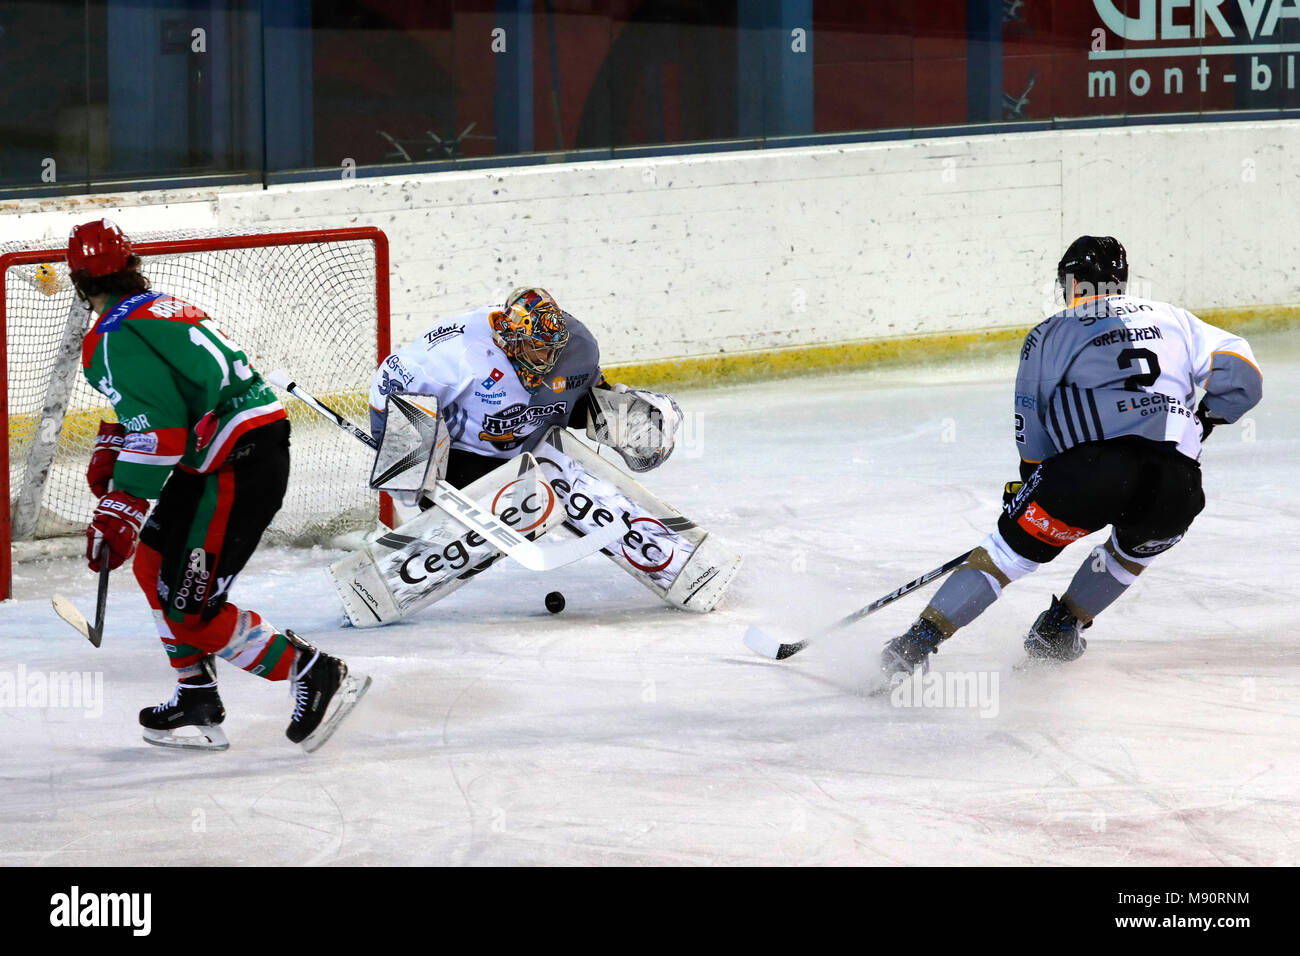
[1,226,392,600]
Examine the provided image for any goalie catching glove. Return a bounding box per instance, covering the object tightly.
[587,384,684,472]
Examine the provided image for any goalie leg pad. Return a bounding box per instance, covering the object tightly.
[536,427,741,611]
[663,532,743,613]
[329,454,563,627]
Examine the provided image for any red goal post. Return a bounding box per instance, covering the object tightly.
[2,226,393,601]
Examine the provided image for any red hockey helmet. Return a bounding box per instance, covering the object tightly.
[67,219,134,278]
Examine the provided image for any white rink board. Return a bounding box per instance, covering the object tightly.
[4,120,1299,367]
[1,330,1296,866]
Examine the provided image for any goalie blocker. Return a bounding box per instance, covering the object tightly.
[330,426,740,627]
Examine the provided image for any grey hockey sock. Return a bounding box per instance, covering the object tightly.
[1061,542,1144,623]
[924,566,1002,636]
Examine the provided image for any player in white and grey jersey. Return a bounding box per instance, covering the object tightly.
[881,236,1263,675]
[1015,275,1259,464]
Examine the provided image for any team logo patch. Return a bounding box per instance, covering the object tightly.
[478,401,568,445]
[1017,502,1090,547]
[481,368,505,390]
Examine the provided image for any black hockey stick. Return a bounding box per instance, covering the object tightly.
[743,550,974,660]
[52,542,112,648]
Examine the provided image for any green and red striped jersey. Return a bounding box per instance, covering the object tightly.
[81,291,286,499]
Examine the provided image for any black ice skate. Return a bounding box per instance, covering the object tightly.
[880,618,945,678]
[1023,595,1088,663]
[139,656,229,752]
[284,631,371,753]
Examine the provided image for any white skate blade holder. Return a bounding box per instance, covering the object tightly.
[142,724,230,753]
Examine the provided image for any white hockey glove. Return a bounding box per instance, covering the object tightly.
[586,384,684,472]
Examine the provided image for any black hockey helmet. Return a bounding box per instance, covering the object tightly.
[1056,235,1128,304]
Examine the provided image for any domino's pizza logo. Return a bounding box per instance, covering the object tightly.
[481,368,505,391]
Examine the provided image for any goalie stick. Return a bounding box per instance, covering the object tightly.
[51,542,112,648]
[743,550,974,660]
[266,369,624,572]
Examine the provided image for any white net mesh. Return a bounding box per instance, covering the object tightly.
[3,227,386,547]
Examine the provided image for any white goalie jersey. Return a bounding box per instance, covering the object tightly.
[369,306,604,459]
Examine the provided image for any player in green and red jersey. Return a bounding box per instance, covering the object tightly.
[71,219,369,752]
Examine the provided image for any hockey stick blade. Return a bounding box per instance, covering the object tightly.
[52,593,95,644]
[270,370,625,572]
[743,549,974,661]
[742,625,805,661]
[51,545,111,647]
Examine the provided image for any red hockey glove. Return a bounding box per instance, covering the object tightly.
[86,490,149,572]
[86,421,126,498]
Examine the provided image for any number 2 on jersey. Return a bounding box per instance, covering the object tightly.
[1117,347,1161,391]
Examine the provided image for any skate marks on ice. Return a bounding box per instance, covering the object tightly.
[3,341,1300,865]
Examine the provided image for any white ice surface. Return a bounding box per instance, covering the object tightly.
[3,333,1298,866]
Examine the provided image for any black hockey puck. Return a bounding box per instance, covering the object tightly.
[545,591,566,614]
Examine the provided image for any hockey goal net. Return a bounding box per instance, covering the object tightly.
[1,226,391,599]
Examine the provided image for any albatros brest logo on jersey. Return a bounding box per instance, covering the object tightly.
[479,401,568,446]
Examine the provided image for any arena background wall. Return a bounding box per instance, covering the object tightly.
[5,120,1299,388]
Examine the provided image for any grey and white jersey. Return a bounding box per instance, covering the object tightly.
[1015,295,1262,463]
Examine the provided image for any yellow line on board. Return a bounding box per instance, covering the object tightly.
[8,392,368,455]
[605,304,1298,390]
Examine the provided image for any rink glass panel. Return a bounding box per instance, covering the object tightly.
[3,1,1298,195]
